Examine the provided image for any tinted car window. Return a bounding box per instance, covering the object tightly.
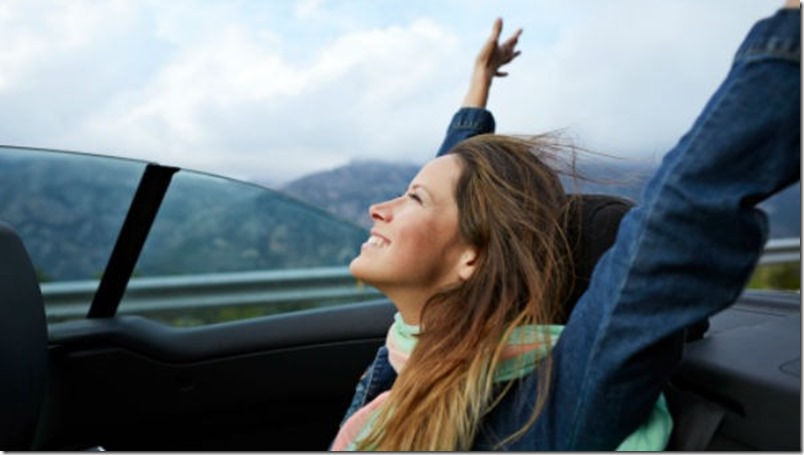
[0,146,144,321]
[119,169,375,326]
[0,146,378,326]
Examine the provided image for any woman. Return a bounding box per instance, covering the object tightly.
[334,3,800,451]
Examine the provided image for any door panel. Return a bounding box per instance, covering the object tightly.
[38,300,396,451]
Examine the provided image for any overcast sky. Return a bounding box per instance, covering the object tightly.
[0,0,781,185]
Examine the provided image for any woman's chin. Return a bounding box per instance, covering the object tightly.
[349,256,371,282]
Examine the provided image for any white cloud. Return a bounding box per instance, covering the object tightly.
[294,0,324,19]
[0,0,784,184]
[65,11,460,182]
[492,0,774,159]
[0,0,136,88]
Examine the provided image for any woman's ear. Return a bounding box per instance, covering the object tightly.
[456,247,478,281]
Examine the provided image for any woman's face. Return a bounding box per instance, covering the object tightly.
[349,155,476,320]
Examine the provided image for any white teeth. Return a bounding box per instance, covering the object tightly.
[367,235,386,247]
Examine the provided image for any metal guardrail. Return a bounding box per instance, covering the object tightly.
[41,238,800,320]
[42,266,383,320]
[759,237,800,265]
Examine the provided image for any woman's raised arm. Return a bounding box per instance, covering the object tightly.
[436,18,522,156]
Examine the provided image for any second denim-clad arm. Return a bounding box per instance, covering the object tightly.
[530,8,800,450]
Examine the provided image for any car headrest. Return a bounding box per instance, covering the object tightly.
[561,194,634,323]
[559,195,709,341]
[0,222,48,450]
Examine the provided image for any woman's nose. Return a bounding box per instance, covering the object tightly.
[369,199,394,223]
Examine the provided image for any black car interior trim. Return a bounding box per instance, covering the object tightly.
[88,163,179,319]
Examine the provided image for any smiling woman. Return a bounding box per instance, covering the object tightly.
[332,4,800,451]
[350,154,471,324]
[0,2,798,452]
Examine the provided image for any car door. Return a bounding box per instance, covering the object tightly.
[0,145,395,450]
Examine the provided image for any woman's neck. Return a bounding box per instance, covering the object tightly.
[378,286,430,325]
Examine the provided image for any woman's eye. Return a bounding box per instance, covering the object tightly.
[407,192,422,203]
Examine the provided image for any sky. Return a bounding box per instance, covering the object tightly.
[0,0,782,186]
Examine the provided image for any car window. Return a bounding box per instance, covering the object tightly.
[118,169,377,327]
[1,146,379,327]
[0,146,144,322]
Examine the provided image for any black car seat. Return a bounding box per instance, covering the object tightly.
[561,194,634,323]
[0,222,49,450]
[563,194,718,450]
[562,193,710,337]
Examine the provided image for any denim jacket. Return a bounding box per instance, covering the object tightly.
[337,9,800,451]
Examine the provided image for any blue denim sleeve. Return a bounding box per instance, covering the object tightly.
[530,9,799,450]
[435,107,496,156]
[333,346,396,432]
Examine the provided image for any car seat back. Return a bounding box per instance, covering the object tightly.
[563,195,718,450]
[562,194,709,338]
[0,222,48,450]
[561,194,634,323]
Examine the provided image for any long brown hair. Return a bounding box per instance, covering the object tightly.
[356,134,575,451]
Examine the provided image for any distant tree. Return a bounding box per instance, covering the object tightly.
[748,263,801,291]
[35,267,51,283]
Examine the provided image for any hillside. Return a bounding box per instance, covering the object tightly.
[282,160,421,230]
[0,150,366,282]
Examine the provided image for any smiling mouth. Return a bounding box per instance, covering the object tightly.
[363,234,389,248]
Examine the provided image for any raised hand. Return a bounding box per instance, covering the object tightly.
[463,18,523,108]
[476,17,523,79]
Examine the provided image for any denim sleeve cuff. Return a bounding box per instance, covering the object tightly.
[436,107,496,156]
[450,107,497,132]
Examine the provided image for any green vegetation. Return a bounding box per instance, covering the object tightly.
[143,295,381,328]
[748,262,801,291]
[35,268,51,283]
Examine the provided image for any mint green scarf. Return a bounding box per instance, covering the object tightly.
[332,313,672,451]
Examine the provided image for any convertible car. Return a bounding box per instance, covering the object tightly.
[1,145,800,450]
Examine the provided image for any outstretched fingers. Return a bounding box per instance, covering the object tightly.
[494,24,523,76]
[489,17,503,42]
